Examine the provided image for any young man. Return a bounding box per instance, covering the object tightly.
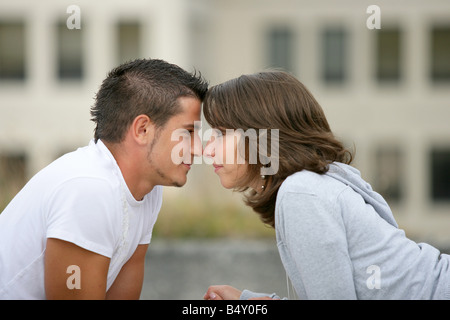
[0,59,208,299]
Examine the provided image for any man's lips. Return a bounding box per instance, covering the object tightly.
[182,162,191,169]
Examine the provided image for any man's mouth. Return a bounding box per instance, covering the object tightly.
[182,162,191,169]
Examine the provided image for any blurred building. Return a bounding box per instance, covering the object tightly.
[0,0,449,244]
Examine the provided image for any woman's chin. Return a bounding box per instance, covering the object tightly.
[219,179,235,189]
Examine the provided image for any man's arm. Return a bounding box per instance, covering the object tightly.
[106,244,149,300]
[44,238,110,300]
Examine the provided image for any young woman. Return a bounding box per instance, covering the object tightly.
[202,71,450,300]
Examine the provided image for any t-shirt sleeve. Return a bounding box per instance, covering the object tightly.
[45,177,120,258]
[139,185,163,245]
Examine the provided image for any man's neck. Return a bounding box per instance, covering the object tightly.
[103,140,155,201]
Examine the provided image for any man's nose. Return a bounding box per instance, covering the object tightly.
[191,133,203,157]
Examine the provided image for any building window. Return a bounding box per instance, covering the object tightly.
[322,28,348,84]
[376,28,401,82]
[0,153,27,209]
[0,21,26,80]
[430,148,450,202]
[267,26,294,72]
[117,22,141,64]
[373,146,404,203]
[57,21,83,80]
[431,26,450,83]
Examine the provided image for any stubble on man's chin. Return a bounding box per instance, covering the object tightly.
[168,165,189,188]
[171,181,184,188]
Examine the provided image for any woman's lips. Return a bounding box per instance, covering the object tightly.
[213,164,223,173]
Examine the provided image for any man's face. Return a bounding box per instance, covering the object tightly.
[146,96,202,187]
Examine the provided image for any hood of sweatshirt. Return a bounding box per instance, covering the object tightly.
[325,162,398,228]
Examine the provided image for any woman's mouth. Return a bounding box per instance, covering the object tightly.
[213,164,223,173]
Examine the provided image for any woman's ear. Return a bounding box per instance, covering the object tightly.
[131,114,155,145]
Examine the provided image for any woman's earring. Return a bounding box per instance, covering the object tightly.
[261,174,266,190]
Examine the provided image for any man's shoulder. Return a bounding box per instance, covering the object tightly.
[24,143,119,203]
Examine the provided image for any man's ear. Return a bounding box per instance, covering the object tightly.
[131,114,155,145]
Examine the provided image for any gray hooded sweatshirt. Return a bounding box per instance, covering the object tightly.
[240,162,450,300]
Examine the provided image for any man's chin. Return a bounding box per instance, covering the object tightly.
[171,175,188,188]
[172,181,185,188]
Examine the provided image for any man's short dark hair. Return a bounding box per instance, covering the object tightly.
[90,58,208,143]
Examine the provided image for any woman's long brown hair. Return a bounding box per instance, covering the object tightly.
[203,71,353,227]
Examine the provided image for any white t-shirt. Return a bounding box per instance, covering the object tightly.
[0,139,163,299]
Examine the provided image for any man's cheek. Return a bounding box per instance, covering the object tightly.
[170,129,191,164]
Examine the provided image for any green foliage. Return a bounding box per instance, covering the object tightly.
[153,196,274,239]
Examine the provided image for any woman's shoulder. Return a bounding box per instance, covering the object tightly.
[274,169,350,239]
[278,168,348,200]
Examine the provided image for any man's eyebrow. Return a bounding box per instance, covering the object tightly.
[182,123,201,130]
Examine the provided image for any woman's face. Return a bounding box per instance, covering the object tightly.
[203,129,248,189]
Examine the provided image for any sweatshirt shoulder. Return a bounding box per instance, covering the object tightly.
[278,169,347,200]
